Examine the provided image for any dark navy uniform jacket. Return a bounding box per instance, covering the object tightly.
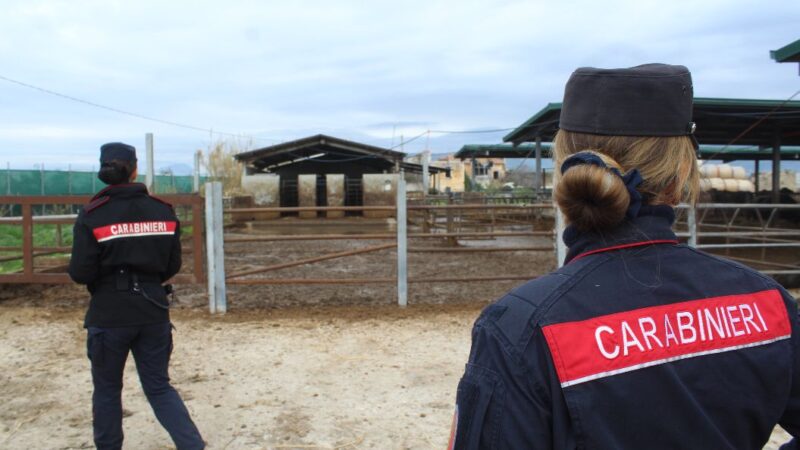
[68,183,181,328]
[451,206,800,449]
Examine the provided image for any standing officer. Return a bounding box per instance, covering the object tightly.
[69,142,204,450]
[449,64,800,449]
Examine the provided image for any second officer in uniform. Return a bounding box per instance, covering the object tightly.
[69,142,204,450]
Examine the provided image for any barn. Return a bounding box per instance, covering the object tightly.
[234,134,447,218]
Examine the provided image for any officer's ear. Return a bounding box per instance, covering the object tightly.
[129,167,138,182]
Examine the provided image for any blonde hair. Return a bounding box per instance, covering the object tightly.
[553,130,699,231]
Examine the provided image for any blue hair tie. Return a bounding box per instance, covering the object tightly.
[560,153,643,220]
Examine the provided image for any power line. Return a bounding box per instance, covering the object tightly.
[0,73,280,143]
[702,88,800,163]
[1,73,516,151]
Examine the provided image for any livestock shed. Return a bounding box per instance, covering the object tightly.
[234,134,447,218]
[503,98,800,203]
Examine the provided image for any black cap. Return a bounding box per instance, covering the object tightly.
[100,142,137,163]
[559,64,697,148]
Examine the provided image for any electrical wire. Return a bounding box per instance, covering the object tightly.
[0,73,280,143]
[1,73,519,154]
[702,88,800,163]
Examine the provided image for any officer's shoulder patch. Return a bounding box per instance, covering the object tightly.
[83,196,109,214]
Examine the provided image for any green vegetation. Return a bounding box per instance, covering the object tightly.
[0,224,73,274]
[0,222,194,274]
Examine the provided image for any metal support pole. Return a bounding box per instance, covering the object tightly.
[205,182,226,313]
[772,134,781,203]
[688,205,697,248]
[145,133,155,191]
[193,150,201,193]
[534,136,542,193]
[754,159,760,193]
[422,151,430,195]
[396,174,408,307]
[471,155,477,191]
[555,205,567,267]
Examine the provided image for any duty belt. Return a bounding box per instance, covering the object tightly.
[97,268,170,310]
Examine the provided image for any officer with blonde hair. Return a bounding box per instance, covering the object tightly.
[450,64,800,449]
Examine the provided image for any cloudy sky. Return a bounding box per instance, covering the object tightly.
[0,0,798,173]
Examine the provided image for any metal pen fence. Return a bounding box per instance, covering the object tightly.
[677,203,800,275]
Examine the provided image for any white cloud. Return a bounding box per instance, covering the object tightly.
[0,0,798,167]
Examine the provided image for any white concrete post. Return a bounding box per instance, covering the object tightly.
[145,133,155,191]
[555,205,567,267]
[396,173,408,307]
[205,182,226,313]
[193,150,201,193]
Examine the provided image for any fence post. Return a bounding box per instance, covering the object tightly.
[193,150,201,193]
[555,205,567,267]
[205,182,226,314]
[396,173,408,307]
[145,133,155,191]
[688,205,698,248]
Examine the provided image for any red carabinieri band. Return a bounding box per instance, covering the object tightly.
[542,289,791,387]
[93,221,177,243]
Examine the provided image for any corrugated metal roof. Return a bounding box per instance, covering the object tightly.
[503,98,800,147]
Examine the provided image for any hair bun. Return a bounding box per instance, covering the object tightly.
[555,152,630,231]
[97,161,132,185]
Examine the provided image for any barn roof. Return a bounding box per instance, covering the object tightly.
[235,134,447,174]
[503,98,800,150]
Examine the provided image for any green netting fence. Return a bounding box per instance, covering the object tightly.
[1,169,205,196]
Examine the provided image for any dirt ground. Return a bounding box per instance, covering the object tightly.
[0,296,796,450]
[0,221,797,449]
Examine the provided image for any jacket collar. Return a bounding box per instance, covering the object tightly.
[563,205,678,265]
[91,183,149,201]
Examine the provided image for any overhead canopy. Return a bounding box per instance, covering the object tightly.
[454,143,553,160]
[696,145,800,162]
[235,134,448,175]
[771,39,800,63]
[456,143,799,163]
[503,98,800,149]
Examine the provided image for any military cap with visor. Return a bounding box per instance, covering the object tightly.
[100,142,137,163]
[559,63,698,148]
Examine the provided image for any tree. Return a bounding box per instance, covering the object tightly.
[202,138,252,196]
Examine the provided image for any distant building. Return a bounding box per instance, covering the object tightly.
[233,134,447,218]
[430,154,506,192]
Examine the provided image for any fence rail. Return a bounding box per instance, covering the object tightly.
[0,194,205,284]
[2,191,798,311]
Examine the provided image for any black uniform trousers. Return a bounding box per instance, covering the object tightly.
[87,322,204,450]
